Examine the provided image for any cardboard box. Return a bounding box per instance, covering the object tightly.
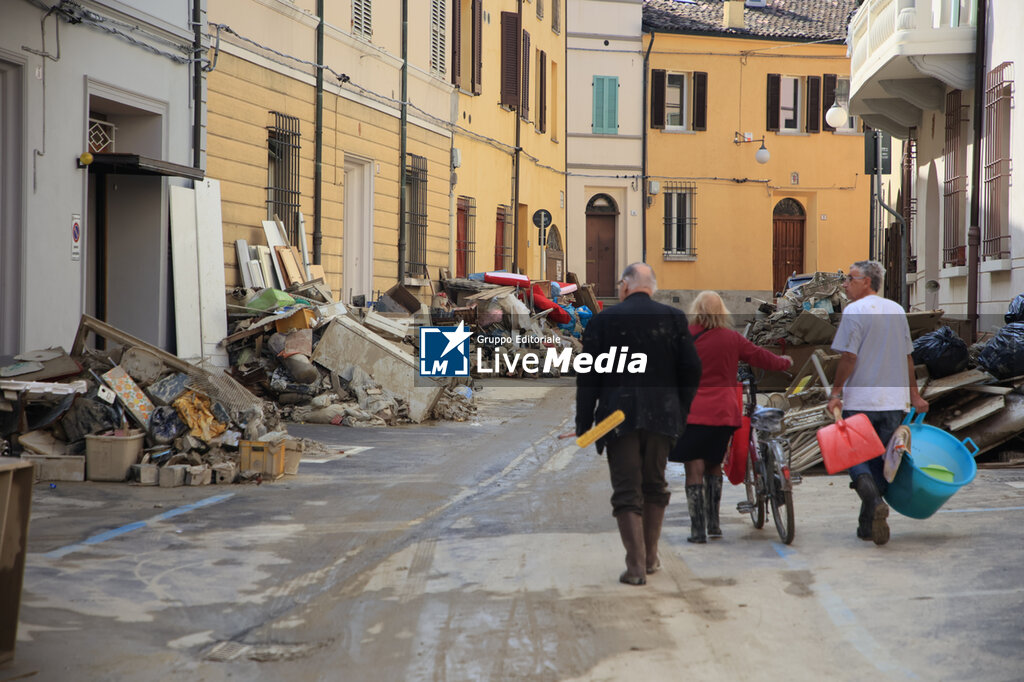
[239,440,285,480]
[274,308,317,333]
[85,431,144,481]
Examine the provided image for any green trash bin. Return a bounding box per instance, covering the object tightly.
[0,458,33,664]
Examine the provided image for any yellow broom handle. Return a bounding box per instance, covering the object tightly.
[576,410,625,448]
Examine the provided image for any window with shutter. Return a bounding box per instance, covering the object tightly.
[500,12,520,108]
[650,69,666,129]
[431,0,446,77]
[806,75,821,133]
[766,73,780,131]
[521,31,531,120]
[537,0,544,19]
[538,50,547,134]
[822,73,837,131]
[592,75,618,135]
[472,0,482,94]
[665,73,686,128]
[552,0,560,34]
[692,72,707,131]
[451,0,461,87]
[353,0,372,39]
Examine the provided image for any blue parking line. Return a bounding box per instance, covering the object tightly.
[42,493,234,559]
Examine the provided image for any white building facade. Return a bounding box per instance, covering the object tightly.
[0,0,204,355]
[848,0,1023,333]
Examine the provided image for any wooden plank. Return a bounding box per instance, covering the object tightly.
[255,245,279,289]
[945,395,1005,431]
[235,240,253,288]
[194,179,230,368]
[247,260,266,288]
[963,385,1013,395]
[72,315,198,375]
[363,311,412,341]
[261,220,288,287]
[169,186,203,359]
[297,211,312,281]
[921,369,993,400]
[276,246,304,287]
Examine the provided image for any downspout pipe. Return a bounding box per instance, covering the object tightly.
[512,0,522,273]
[191,0,203,171]
[398,0,409,282]
[967,0,987,342]
[313,0,324,264]
[641,31,655,264]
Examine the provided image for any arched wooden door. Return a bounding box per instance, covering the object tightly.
[772,198,806,295]
[545,225,565,282]
[586,194,618,297]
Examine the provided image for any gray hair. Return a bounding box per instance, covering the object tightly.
[851,260,884,292]
[621,262,657,292]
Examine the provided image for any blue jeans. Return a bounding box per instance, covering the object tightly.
[843,409,905,495]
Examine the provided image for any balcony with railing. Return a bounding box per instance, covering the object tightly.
[848,0,977,138]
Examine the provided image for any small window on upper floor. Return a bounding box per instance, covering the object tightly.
[767,74,822,134]
[430,0,446,77]
[824,76,858,133]
[592,75,618,135]
[650,70,707,132]
[353,0,372,39]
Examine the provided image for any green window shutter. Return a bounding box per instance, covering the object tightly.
[593,76,617,134]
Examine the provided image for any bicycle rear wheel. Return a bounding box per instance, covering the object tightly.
[744,447,765,529]
[766,441,795,544]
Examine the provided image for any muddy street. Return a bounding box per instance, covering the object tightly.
[5,380,1024,681]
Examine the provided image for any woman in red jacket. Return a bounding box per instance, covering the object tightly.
[670,291,792,543]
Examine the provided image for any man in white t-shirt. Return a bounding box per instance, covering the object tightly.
[826,260,929,545]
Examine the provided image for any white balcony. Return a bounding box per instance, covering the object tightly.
[848,0,977,138]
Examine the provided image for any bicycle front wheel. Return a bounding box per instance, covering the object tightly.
[766,441,795,544]
[744,446,765,529]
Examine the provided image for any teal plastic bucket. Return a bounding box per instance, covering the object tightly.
[883,409,978,519]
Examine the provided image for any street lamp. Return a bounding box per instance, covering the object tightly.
[825,101,849,129]
[733,132,771,164]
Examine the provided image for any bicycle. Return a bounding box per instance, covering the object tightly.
[735,366,799,544]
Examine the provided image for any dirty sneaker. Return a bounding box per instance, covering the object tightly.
[871,500,890,545]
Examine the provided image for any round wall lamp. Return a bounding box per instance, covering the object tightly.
[733,132,770,164]
[825,100,849,129]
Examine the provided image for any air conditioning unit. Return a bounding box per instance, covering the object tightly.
[745,0,767,8]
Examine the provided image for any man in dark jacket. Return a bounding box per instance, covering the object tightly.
[576,262,702,585]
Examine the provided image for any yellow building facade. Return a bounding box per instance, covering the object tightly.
[206,0,455,304]
[449,0,566,282]
[643,13,870,309]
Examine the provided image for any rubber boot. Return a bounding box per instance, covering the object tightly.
[642,502,666,574]
[705,474,723,539]
[685,484,707,544]
[853,473,890,545]
[616,512,647,585]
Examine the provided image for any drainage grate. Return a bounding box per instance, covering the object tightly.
[204,641,250,662]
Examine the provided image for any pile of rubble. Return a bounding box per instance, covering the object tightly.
[1,268,599,486]
[746,272,848,347]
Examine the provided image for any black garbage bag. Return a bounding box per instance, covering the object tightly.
[978,323,1024,379]
[1006,294,1024,324]
[149,405,186,444]
[912,326,968,379]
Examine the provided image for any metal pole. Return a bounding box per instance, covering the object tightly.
[967,0,987,342]
[313,0,324,265]
[398,0,409,282]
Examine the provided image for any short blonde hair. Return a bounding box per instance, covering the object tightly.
[689,290,731,329]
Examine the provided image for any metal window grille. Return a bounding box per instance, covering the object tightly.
[943,90,968,266]
[430,0,446,76]
[456,196,476,277]
[495,205,513,271]
[353,0,372,39]
[88,118,116,153]
[901,135,918,272]
[663,182,696,256]
[266,111,301,245]
[552,0,560,34]
[983,62,1013,260]
[406,154,428,279]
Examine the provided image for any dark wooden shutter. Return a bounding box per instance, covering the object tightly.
[766,73,780,131]
[692,71,708,131]
[521,30,531,119]
[539,50,547,133]
[651,69,666,129]
[451,0,461,87]
[806,75,821,133]
[822,73,838,131]
[472,0,482,94]
[500,11,520,108]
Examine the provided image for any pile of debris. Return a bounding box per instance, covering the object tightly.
[747,272,848,347]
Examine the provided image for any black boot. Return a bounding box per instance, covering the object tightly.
[705,474,723,539]
[852,473,890,545]
[616,512,647,585]
[686,484,707,544]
